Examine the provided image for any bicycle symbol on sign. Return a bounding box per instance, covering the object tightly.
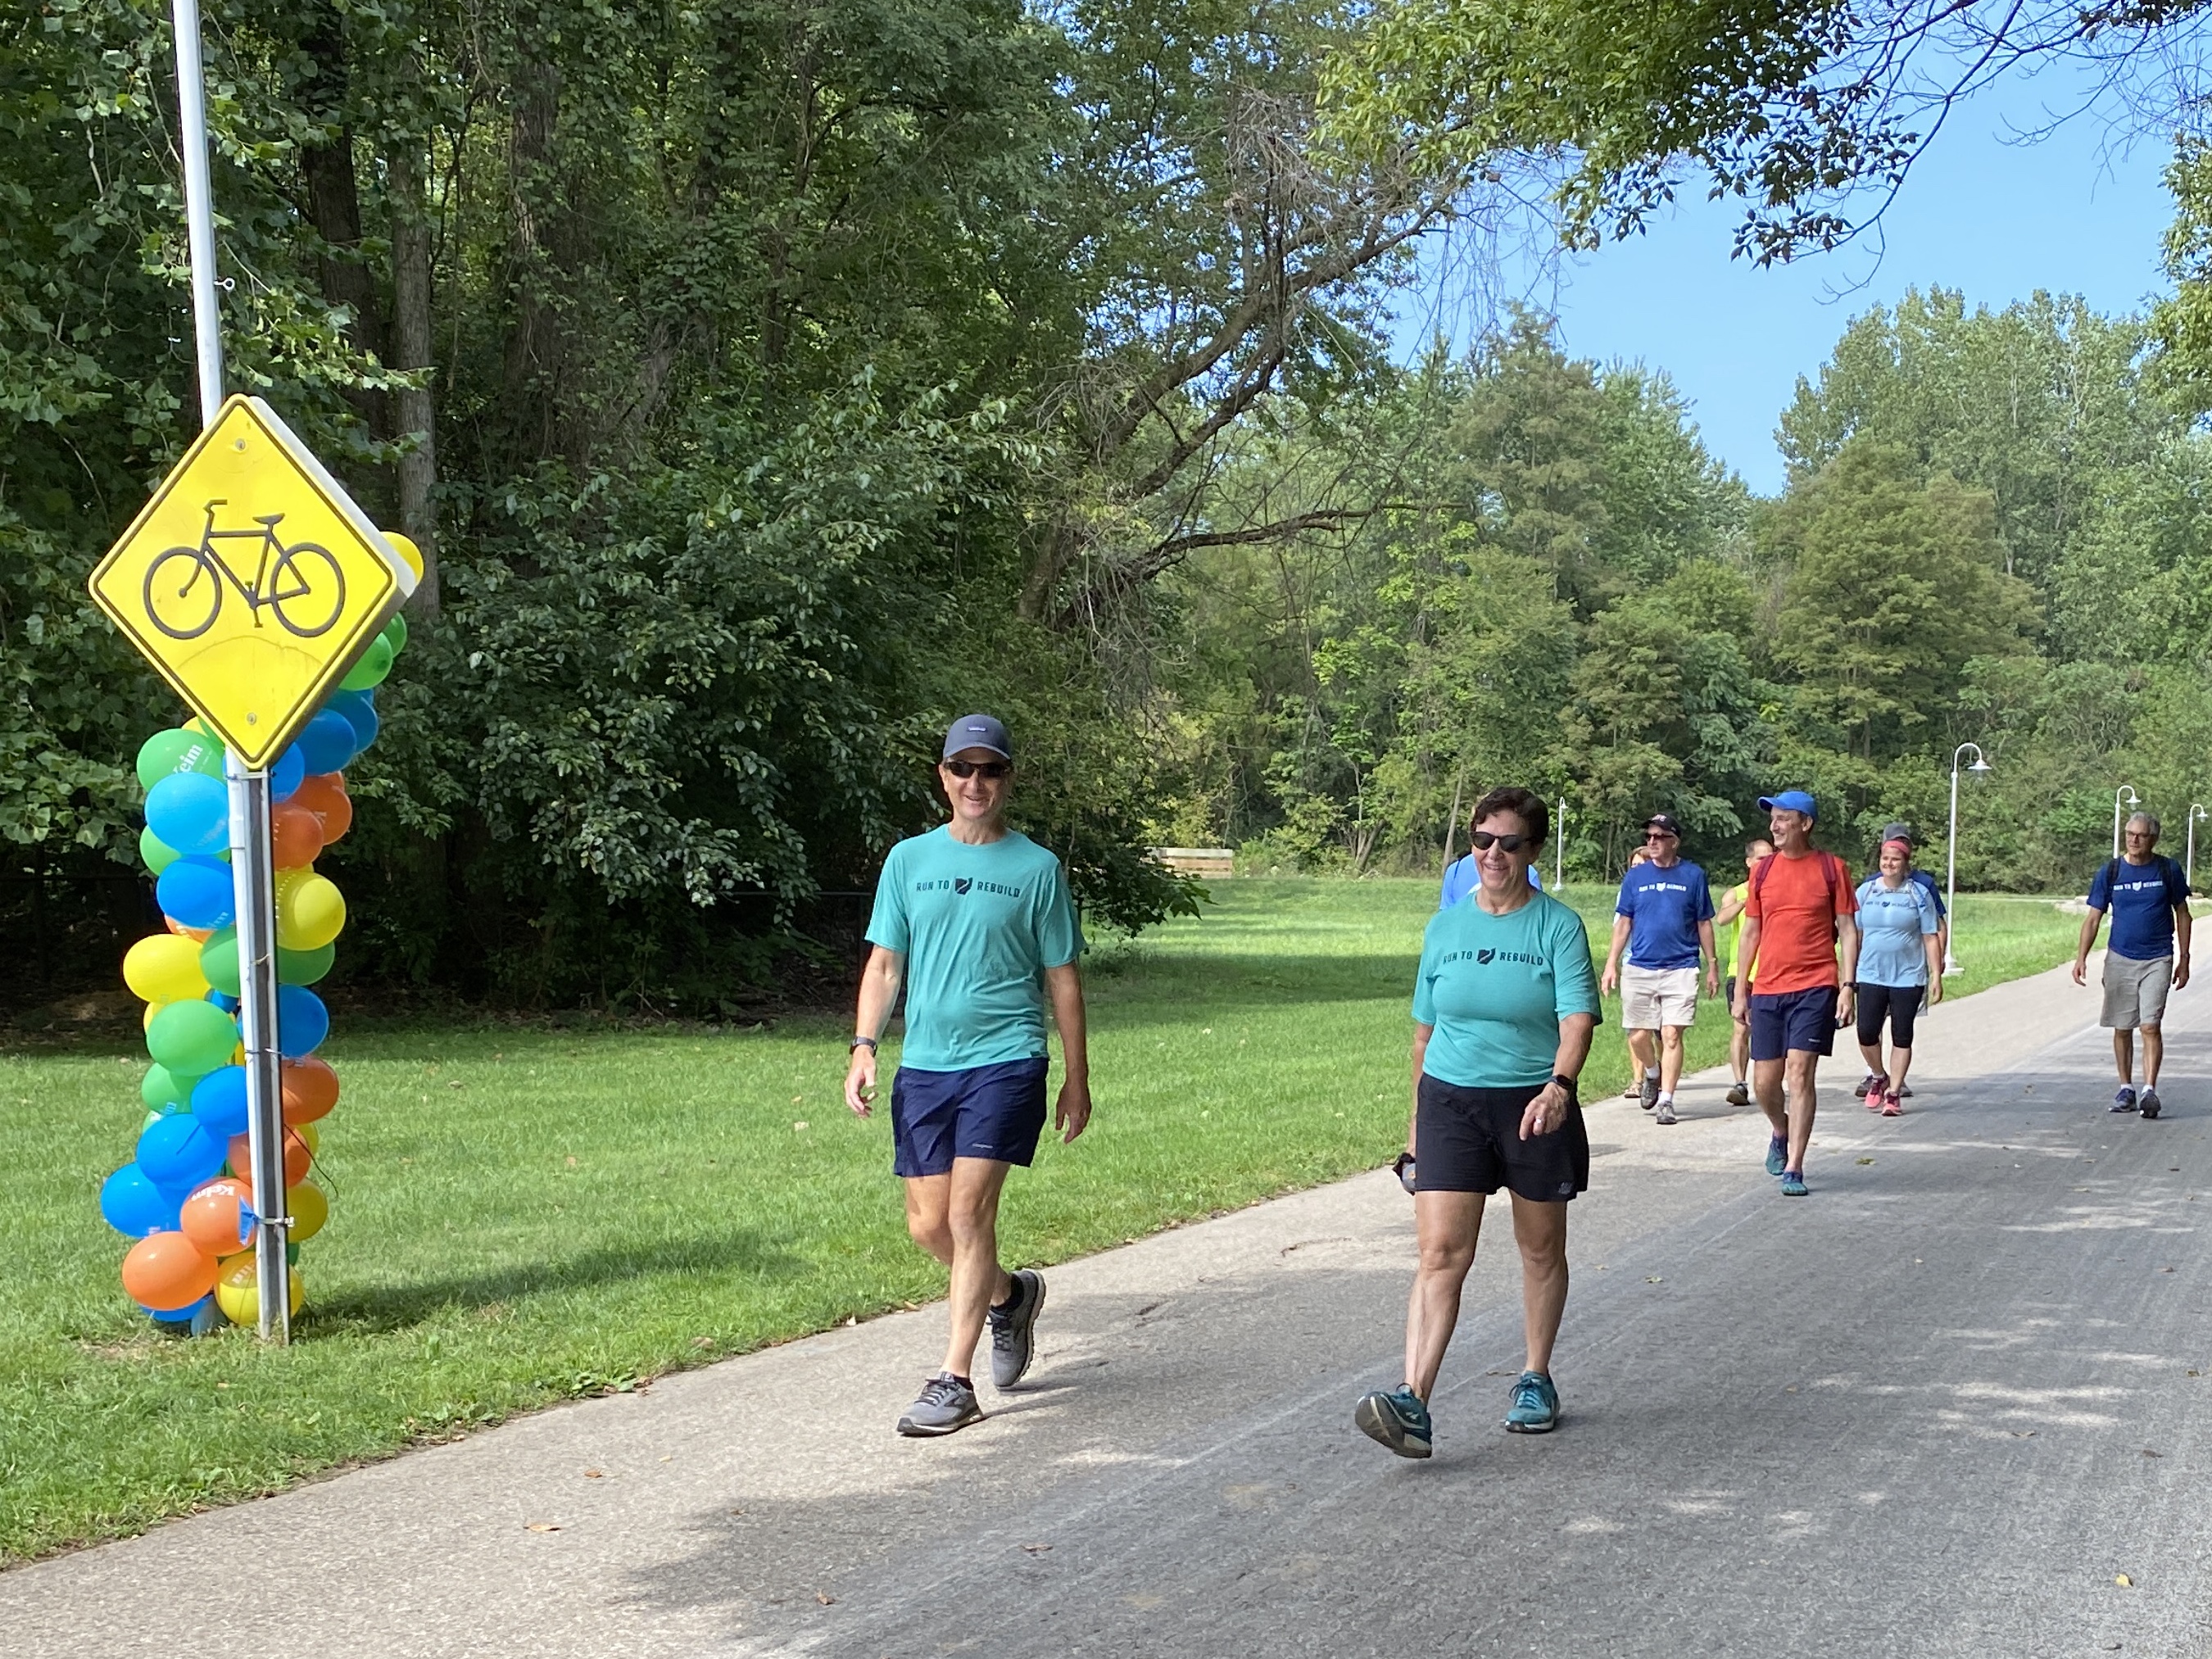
[143,499,346,641]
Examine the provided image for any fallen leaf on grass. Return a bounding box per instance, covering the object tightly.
[526,1522,561,1533]
[793,1121,810,1131]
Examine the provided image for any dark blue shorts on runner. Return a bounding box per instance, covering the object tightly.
[891,1058,1049,1176]
[1748,986,1839,1062]
[1414,1075,1588,1203]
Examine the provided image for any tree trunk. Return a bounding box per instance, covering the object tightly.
[503,56,564,459]
[388,137,441,619]
[297,7,388,437]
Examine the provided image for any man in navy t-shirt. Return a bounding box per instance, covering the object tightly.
[1599,813,1717,1125]
[2073,810,2192,1117]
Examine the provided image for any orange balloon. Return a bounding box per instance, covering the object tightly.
[229,1126,311,1187]
[179,1176,256,1257]
[291,773,352,842]
[165,918,213,941]
[120,1231,218,1312]
[281,1057,341,1125]
[270,803,325,868]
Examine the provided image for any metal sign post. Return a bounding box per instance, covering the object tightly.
[172,0,288,1339]
[1555,797,1566,891]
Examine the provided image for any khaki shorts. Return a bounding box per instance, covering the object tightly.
[2101,952,2173,1031]
[1622,964,1698,1030]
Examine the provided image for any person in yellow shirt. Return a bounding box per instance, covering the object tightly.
[1710,839,1774,1107]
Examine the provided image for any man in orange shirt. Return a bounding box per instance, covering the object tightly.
[1730,791,1859,1197]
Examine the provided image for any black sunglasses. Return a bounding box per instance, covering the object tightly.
[1645,829,1677,841]
[943,759,1010,780]
[1470,831,1530,853]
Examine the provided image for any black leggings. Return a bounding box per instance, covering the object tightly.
[1855,981,1921,1049]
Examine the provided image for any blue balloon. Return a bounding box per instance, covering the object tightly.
[144,772,229,856]
[326,687,378,755]
[101,1164,183,1237]
[156,855,235,930]
[136,1113,225,1190]
[143,1294,214,1326]
[207,990,238,1014]
[276,983,329,1058]
[295,709,358,776]
[189,1066,251,1138]
[270,742,307,802]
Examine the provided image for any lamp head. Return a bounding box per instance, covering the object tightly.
[1969,758,1991,773]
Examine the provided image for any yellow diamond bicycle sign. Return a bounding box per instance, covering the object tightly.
[89,395,416,770]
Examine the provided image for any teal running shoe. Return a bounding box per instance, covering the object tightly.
[1765,1135,1788,1177]
[1780,1170,1810,1197]
[1504,1370,1559,1434]
[1354,1386,1432,1458]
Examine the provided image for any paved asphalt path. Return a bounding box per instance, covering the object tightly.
[7,959,2212,1657]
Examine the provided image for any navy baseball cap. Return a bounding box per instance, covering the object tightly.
[1757,789,1818,820]
[942,714,1012,761]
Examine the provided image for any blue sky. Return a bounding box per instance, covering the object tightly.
[1397,66,2181,495]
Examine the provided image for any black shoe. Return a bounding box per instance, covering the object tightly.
[988,1269,1045,1389]
[2140,1088,2162,1120]
[896,1372,982,1437]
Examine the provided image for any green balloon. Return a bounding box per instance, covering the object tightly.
[278,942,336,986]
[146,999,238,1076]
[200,926,242,997]
[382,610,408,655]
[140,1063,198,1113]
[134,727,225,791]
[140,825,181,876]
[339,633,393,691]
[285,1243,301,1267]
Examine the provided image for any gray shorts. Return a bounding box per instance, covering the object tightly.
[2101,952,2173,1031]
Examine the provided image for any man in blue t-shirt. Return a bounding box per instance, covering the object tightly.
[2073,810,2192,1117]
[1598,814,1717,1126]
[1440,851,1541,907]
[845,714,1090,1436]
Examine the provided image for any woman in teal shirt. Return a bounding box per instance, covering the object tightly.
[1355,786,1601,1459]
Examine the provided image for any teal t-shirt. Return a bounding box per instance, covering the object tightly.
[1412,892,1602,1089]
[865,827,1084,1071]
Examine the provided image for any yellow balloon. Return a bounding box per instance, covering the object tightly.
[124,933,211,1004]
[296,1121,320,1157]
[215,1255,305,1326]
[142,999,168,1034]
[276,873,347,950]
[287,1180,329,1242]
[384,531,425,582]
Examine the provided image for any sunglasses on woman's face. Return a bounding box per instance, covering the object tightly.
[1470,831,1530,853]
[943,759,1010,780]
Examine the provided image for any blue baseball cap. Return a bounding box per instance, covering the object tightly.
[1757,789,1818,821]
[942,714,1012,761]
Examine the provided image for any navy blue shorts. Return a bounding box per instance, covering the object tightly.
[1748,986,1839,1062]
[890,1058,1049,1177]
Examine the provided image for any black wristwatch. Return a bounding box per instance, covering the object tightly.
[1551,1073,1577,1093]
[850,1036,878,1053]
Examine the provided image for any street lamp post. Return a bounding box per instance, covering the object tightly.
[2188,804,2208,891]
[1945,743,1989,973]
[2114,785,2142,861]
[1555,796,1566,891]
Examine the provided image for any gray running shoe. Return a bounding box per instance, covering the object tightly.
[1639,1074,1661,1111]
[988,1268,1045,1389]
[2140,1087,2162,1120]
[1656,1098,1677,1126]
[2112,1086,2138,1113]
[1854,1072,1878,1099]
[896,1372,981,1437]
[1726,1081,1750,1107]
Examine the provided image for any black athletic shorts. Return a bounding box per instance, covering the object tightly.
[1414,1074,1588,1203]
[1855,981,1921,1049]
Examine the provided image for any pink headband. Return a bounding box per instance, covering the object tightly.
[1881,838,1911,854]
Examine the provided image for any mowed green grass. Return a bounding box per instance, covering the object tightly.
[0,878,2080,1560]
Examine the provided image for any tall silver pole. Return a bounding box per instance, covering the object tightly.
[1555,797,1565,891]
[171,0,224,427]
[173,0,287,1340]
[2189,805,2206,891]
[2114,786,2139,862]
[1945,759,1961,973]
[228,755,290,1343]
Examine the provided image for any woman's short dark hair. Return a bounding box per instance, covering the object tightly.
[1469,786,1548,847]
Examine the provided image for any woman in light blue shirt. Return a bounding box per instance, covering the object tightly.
[1355,786,1599,1461]
[1852,837,1943,1115]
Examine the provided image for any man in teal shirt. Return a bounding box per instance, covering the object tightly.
[845,714,1090,1437]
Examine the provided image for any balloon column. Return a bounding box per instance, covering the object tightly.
[100,614,405,1332]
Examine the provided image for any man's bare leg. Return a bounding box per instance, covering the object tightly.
[1753,1055,1788,1141]
[1658,1026,1687,1096]
[1784,1049,1820,1172]
[2143,1026,2164,1090]
[2113,1028,2136,1090]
